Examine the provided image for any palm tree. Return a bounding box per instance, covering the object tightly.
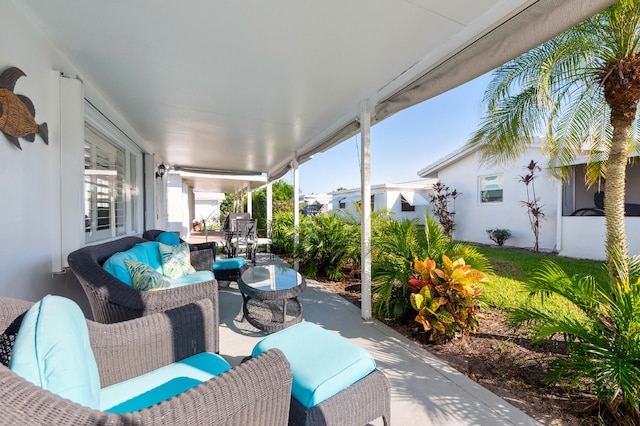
[470,2,640,419]
[469,0,640,284]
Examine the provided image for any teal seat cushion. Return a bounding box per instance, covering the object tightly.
[155,231,181,246]
[9,295,101,409]
[169,270,215,287]
[101,352,231,413]
[252,322,376,408]
[213,257,247,270]
[128,242,163,272]
[103,242,163,286]
[103,250,137,286]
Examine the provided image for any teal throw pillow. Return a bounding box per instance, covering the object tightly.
[124,259,171,291]
[159,242,196,280]
[9,295,101,409]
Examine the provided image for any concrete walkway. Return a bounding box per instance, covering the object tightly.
[212,252,541,426]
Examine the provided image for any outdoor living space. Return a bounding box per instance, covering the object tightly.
[208,249,539,426]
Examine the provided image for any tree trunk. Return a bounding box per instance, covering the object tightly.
[606,113,633,284]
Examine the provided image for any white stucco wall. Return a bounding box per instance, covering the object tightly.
[0,1,152,315]
[434,147,560,251]
[560,217,640,260]
[384,189,429,225]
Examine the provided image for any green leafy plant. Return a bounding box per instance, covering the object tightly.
[511,258,640,423]
[270,212,294,255]
[371,214,490,320]
[486,228,512,246]
[293,213,360,281]
[371,215,419,319]
[409,255,485,343]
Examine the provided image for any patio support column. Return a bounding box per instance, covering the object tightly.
[247,183,252,216]
[360,102,372,320]
[293,155,300,271]
[267,181,273,236]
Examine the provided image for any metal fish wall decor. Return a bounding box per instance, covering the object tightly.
[0,67,49,150]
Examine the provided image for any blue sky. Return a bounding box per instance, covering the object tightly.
[284,72,494,195]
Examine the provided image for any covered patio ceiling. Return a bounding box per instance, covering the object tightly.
[16,0,614,192]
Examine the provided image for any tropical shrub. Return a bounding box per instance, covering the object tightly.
[409,255,485,343]
[486,228,512,246]
[294,213,360,281]
[270,212,294,255]
[511,259,640,423]
[371,216,419,319]
[372,214,490,320]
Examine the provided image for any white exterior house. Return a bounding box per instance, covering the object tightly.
[419,143,640,261]
[330,180,435,224]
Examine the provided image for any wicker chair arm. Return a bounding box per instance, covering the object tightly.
[0,298,33,331]
[0,349,292,426]
[89,299,217,387]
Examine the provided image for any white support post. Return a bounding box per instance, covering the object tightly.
[247,183,252,216]
[293,155,300,271]
[267,181,273,235]
[360,102,372,320]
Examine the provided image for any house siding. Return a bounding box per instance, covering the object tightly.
[0,1,152,315]
[432,147,560,252]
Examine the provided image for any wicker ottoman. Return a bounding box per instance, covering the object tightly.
[212,257,249,282]
[252,322,390,426]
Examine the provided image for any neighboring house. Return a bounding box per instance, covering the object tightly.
[418,143,640,261]
[299,193,333,215]
[329,180,435,224]
[194,192,226,227]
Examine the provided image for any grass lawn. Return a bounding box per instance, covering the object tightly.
[473,245,608,318]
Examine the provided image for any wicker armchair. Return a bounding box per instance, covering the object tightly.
[67,237,219,351]
[0,297,292,426]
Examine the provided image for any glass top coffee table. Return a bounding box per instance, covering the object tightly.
[238,265,306,333]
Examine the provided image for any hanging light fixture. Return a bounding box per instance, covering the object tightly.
[156,163,167,179]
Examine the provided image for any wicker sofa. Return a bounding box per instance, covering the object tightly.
[0,297,292,425]
[67,236,220,350]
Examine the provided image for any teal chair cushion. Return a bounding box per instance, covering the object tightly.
[103,250,137,286]
[252,322,376,408]
[127,242,163,272]
[170,270,215,287]
[101,352,231,413]
[9,295,101,409]
[213,257,247,271]
[103,242,163,285]
[155,231,181,246]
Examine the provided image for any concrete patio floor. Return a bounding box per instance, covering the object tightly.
[212,252,541,426]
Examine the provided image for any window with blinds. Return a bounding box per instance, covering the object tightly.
[479,174,504,203]
[84,125,137,243]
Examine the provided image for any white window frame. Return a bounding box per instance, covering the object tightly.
[479,174,504,204]
[84,101,144,243]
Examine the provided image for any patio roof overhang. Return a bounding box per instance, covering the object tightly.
[15,0,615,192]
